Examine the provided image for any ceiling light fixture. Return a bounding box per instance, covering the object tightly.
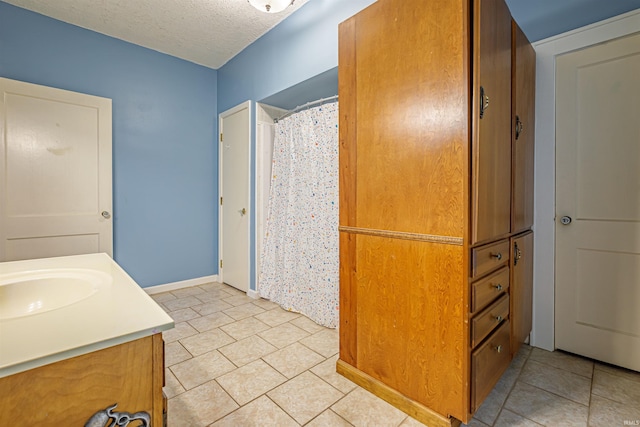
[248,0,295,13]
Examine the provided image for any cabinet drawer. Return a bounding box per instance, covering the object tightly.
[471,294,509,347]
[471,239,510,278]
[471,267,509,313]
[471,321,511,412]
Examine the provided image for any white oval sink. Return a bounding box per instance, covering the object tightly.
[0,269,112,320]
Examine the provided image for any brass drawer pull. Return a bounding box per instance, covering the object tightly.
[490,252,502,261]
[494,283,503,291]
[495,315,503,322]
[495,345,503,354]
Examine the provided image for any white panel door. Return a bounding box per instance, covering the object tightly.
[0,78,112,261]
[555,32,640,371]
[219,102,250,292]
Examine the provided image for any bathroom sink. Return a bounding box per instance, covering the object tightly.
[0,269,112,320]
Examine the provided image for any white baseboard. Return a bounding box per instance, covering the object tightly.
[247,289,260,299]
[144,275,219,295]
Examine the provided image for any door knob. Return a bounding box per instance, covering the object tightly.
[238,208,247,216]
[101,211,111,219]
[560,216,572,225]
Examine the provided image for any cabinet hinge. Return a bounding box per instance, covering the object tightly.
[220,197,223,205]
[220,133,223,142]
[220,259,223,268]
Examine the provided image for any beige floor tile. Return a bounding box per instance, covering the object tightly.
[592,368,640,406]
[165,341,192,366]
[222,287,246,297]
[170,350,236,390]
[164,368,186,398]
[191,300,234,316]
[474,361,523,425]
[167,380,238,427]
[595,362,640,384]
[216,359,287,405]
[259,322,310,348]
[263,342,325,378]
[223,303,266,320]
[211,395,299,427]
[194,290,235,304]
[331,387,406,427]
[493,409,542,426]
[300,329,339,357]
[519,359,591,405]
[588,394,640,427]
[251,298,280,311]
[198,282,228,292]
[151,292,177,303]
[168,307,200,323]
[504,382,588,427]
[529,348,594,378]
[218,335,277,366]
[223,294,257,307]
[254,307,302,326]
[268,371,344,424]
[511,344,532,369]
[220,316,271,340]
[188,311,235,332]
[171,287,206,298]
[461,419,490,427]
[290,315,326,334]
[163,296,203,311]
[310,355,357,394]
[306,409,352,427]
[163,321,198,343]
[180,328,236,356]
[399,415,429,426]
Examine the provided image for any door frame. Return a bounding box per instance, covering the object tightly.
[218,100,252,290]
[532,9,640,351]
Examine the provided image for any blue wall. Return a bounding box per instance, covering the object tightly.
[217,0,376,292]
[506,0,640,42]
[0,1,218,287]
[218,0,376,112]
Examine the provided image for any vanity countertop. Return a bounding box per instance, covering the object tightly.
[0,253,174,378]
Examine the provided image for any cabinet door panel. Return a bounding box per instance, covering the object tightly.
[472,0,512,244]
[346,0,469,238]
[511,22,536,233]
[510,231,533,355]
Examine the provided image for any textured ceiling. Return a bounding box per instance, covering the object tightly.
[4,0,639,70]
[2,0,310,69]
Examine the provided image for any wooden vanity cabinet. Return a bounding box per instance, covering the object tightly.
[337,1,535,426]
[0,334,166,425]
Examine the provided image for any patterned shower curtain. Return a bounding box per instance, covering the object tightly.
[259,102,339,328]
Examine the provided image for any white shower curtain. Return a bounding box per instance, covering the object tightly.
[259,102,339,328]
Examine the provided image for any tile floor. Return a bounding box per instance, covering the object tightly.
[152,282,640,427]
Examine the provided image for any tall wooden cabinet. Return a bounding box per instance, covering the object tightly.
[337,0,535,425]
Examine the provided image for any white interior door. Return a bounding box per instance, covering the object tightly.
[219,101,250,292]
[0,78,112,261]
[555,32,640,371]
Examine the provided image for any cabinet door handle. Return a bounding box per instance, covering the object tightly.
[479,86,489,119]
[515,115,523,140]
[513,242,522,266]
